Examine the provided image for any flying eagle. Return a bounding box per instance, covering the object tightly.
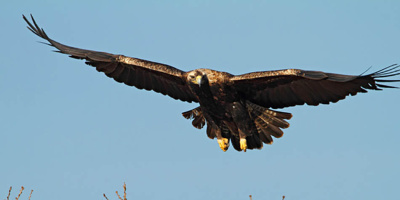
[24,15,400,152]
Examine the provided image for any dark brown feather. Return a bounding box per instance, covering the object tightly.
[23,14,198,103]
[246,134,263,150]
[232,67,400,109]
[246,101,291,128]
[182,107,205,129]
[254,121,274,144]
[230,136,242,151]
[207,123,219,139]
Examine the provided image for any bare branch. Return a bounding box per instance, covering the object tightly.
[7,186,12,200]
[104,183,128,200]
[15,186,24,200]
[115,191,123,200]
[28,190,33,200]
[123,183,127,200]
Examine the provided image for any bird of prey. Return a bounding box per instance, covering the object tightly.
[23,14,400,152]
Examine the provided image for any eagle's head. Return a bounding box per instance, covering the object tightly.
[186,69,209,87]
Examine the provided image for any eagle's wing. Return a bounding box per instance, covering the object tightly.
[231,66,400,109]
[24,15,197,103]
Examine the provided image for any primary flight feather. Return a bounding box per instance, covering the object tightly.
[24,14,400,152]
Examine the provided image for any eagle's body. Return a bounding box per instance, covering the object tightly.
[186,69,258,151]
[24,15,400,152]
[183,69,293,151]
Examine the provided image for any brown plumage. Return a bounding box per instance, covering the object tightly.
[24,14,400,152]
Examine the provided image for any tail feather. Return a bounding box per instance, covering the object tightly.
[182,101,292,151]
[206,122,216,139]
[231,136,241,151]
[246,101,291,128]
[192,115,205,129]
[273,110,293,120]
[182,110,192,119]
[246,134,263,150]
[266,123,284,138]
[254,119,273,144]
[182,107,202,119]
[182,107,205,129]
[247,100,290,143]
[258,131,273,144]
[253,115,284,138]
[258,113,289,128]
[246,101,292,119]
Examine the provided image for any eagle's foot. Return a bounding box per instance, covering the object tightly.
[240,138,247,152]
[217,138,229,152]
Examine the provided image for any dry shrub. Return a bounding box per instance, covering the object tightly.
[4,186,33,200]
[103,183,127,200]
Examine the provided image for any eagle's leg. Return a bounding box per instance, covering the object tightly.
[207,120,230,151]
[214,125,229,152]
[230,102,258,152]
[218,123,233,152]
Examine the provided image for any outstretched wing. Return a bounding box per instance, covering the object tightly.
[231,66,400,109]
[23,14,198,103]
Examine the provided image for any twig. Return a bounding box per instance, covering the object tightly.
[104,183,127,200]
[28,190,33,200]
[282,195,285,200]
[123,183,126,200]
[115,191,123,200]
[115,183,127,200]
[249,195,252,200]
[15,186,24,200]
[7,186,12,200]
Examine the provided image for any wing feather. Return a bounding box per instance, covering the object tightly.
[24,14,198,103]
[231,66,400,109]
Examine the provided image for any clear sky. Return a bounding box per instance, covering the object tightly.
[2,1,400,200]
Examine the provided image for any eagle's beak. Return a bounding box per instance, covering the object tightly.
[195,75,203,87]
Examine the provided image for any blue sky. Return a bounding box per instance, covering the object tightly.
[2,1,400,200]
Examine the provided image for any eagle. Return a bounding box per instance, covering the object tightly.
[24,14,400,152]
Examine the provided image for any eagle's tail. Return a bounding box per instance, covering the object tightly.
[182,102,292,151]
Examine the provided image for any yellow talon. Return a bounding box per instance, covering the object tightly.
[217,138,229,152]
[240,138,247,152]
